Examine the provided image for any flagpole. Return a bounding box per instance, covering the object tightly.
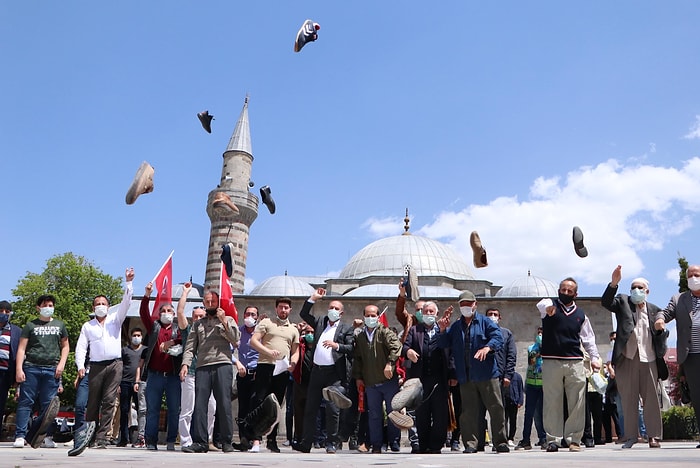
[219,261,224,308]
[151,250,175,284]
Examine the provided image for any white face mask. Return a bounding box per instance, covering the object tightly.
[422,315,436,327]
[39,307,54,318]
[131,336,142,346]
[160,313,174,325]
[630,288,647,305]
[243,316,257,328]
[460,306,474,318]
[688,276,700,292]
[364,316,379,329]
[94,305,109,317]
[327,309,341,322]
[488,316,499,324]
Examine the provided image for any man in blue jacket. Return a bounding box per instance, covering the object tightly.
[437,290,509,454]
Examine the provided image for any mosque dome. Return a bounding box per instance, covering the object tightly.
[495,271,558,297]
[339,234,474,280]
[249,274,315,297]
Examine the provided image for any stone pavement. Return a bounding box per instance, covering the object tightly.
[1,440,699,468]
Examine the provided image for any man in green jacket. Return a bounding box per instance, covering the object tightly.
[352,304,401,453]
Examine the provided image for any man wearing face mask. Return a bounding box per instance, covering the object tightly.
[0,300,21,440]
[180,290,240,454]
[655,263,700,449]
[602,265,666,449]
[401,301,455,453]
[436,290,508,454]
[75,267,135,449]
[294,288,354,454]
[352,304,402,453]
[117,327,145,446]
[139,281,183,451]
[537,277,600,453]
[14,294,69,448]
[232,305,259,451]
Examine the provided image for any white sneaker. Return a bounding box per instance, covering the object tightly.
[13,437,25,448]
[41,437,57,448]
[250,443,260,453]
[508,440,515,447]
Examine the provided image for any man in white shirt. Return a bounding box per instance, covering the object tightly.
[75,267,134,448]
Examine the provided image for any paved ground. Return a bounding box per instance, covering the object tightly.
[1,440,699,468]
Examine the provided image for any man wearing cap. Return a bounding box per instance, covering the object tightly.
[655,263,700,449]
[602,265,666,449]
[537,277,600,453]
[0,300,21,437]
[75,267,134,449]
[437,290,509,454]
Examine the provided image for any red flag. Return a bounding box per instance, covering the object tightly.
[378,305,389,328]
[220,261,238,323]
[152,251,173,320]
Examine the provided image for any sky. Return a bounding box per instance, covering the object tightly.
[2,2,700,322]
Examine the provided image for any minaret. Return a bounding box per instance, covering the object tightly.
[204,96,259,292]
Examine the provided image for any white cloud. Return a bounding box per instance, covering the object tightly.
[683,115,700,140]
[395,158,700,294]
[243,277,257,294]
[649,142,656,153]
[665,268,680,282]
[362,216,405,237]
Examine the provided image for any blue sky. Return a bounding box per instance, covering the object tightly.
[2,2,700,321]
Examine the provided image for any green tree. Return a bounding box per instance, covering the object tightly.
[11,252,124,407]
[678,254,689,293]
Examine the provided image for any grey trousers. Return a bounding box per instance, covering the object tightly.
[542,359,586,446]
[616,356,661,441]
[459,378,506,449]
[86,360,123,441]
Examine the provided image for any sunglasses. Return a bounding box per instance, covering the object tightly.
[193,306,205,310]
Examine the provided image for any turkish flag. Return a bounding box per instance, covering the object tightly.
[220,261,238,323]
[378,305,389,328]
[152,252,173,320]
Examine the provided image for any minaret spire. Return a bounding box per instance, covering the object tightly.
[204,96,259,292]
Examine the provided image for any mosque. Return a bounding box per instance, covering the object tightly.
[125,97,614,369]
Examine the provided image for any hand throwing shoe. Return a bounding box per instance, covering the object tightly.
[388,410,413,430]
[197,110,214,133]
[294,19,320,52]
[212,191,239,216]
[259,185,276,214]
[125,161,155,205]
[68,421,96,457]
[220,243,234,278]
[29,395,60,449]
[470,231,488,268]
[391,378,423,411]
[572,226,588,258]
[322,386,352,409]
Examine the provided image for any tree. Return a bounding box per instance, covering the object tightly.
[678,254,689,293]
[11,252,124,407]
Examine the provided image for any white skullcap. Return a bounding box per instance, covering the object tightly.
[631,277,649,289]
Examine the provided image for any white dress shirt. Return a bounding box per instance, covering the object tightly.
[75,281,133,370]
[313,321,338,366]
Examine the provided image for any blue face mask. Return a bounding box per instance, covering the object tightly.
[415,311,423,323]
[364,316,379,329]
[535,335,542,346]
[327,309,341,322]
[304,333,314,343]
[630,288,646,305]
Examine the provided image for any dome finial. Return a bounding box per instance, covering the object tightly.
[403,208,411,235]
[528,269,531,276]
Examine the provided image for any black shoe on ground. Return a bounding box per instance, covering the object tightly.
[476,445,485,452]
[495,443,510,453]
[545,442,559,452]
[181,442,208,453]
[348,436,359,451]
[291,441,311,453]
[584,439,595,448]
[390,442,400,452]
[371,446,382,454]
[326,444,336,454]
[146,443,158,451]
[515,440,531,450]
[222,443,234,453]
[267,439,280,453]
[463,447,477,454]
[411,444,420,454]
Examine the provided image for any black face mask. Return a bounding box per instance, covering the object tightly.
[558,292,575,305]
[206,308,218,316]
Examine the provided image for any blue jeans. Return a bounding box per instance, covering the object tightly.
[15,365,60,439]
[366,378,400,450]
[522,384,545,444]
[145,372,181,444]
[74,374,89,430]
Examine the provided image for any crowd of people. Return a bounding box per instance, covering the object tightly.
[1,264,700,455]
